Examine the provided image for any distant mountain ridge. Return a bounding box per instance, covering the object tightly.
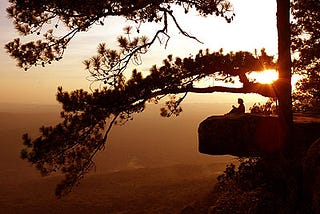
[0,103,60,113]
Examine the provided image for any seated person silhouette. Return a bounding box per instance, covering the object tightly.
[226,98,245,115]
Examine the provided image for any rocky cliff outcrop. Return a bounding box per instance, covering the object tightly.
[198,114,320,157]
[197,114,320,212]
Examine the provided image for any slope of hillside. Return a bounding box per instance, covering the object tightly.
[0,103,235,213]
[0,163,232,214]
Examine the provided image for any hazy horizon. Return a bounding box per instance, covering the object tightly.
[0,102,239,174]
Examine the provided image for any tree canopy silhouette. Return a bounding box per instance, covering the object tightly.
[6,0,294,197]
[291,0,320,112]
[20,49,276,197]
[5,0,234,70]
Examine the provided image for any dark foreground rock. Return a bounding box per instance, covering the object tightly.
[198,113,320,157]
[303,137,320,213]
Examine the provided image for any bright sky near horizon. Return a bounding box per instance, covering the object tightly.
[0,0,277,106]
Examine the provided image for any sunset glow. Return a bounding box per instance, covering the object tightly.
[248,70,279,84]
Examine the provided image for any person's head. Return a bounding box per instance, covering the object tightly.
[238,98,244,104]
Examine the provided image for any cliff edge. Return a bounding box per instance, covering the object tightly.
[198,114,320,157]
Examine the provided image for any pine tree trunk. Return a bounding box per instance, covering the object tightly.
[276,0,293,154]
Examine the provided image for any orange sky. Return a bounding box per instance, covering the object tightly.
[0,0,277,105]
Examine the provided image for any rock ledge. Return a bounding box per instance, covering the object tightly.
[198,114,320,157]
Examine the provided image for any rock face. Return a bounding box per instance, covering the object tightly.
[198,114,320,157]
[303,137,320,212]
[198,114,283,157]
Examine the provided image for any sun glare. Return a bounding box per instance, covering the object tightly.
[248,70,279,84]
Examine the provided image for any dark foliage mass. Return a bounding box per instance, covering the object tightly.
[292,0,320,112]
[213,158,310,213]
[250,98,278,115]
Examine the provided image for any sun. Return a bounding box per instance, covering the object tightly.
[248,69,279,84]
